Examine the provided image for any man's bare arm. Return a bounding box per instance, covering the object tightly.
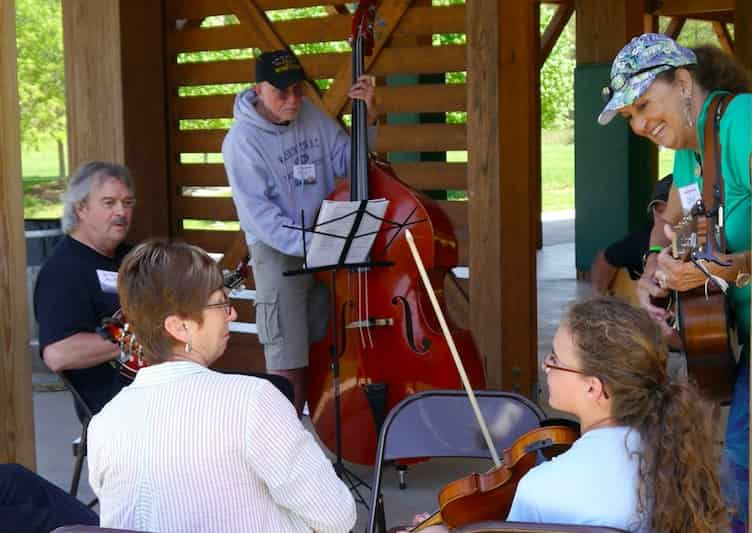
[42,332,120,372]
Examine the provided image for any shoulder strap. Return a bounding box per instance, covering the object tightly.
[701,93,734,249]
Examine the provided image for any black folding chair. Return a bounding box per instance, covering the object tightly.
[367,389,547,533]
[56,372,97,507]
[456,521,629,533]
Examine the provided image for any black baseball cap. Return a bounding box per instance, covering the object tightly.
[255,50,305,89]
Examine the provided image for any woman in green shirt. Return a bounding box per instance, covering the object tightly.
[599,33,751,531]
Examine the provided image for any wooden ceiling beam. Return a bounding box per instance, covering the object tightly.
[663,16,686,40]
[540,1,574,67]
[685,10,734,24]
[650,0,733,17]
[712,21,734,54]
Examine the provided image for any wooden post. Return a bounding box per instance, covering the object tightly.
[467,0,538,395]
[63,0,170,243]
[735,0,752,71]
[574,0,657,274]
[0,0,36,468]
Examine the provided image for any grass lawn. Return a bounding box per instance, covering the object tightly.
[23,133,676,220]
[23,140,66,219]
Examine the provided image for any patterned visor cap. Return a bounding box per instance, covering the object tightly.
[597,33,697,126]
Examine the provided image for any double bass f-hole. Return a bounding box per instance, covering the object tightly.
[392,296,431,354]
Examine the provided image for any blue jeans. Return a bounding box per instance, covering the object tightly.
[724,345,749,531]
[0,463,98,532]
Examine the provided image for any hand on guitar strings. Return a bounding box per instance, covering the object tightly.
[655,224,748,293]
[637,253,672,325]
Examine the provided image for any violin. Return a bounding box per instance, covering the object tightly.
[97,257,250,381]
[412,425,578,531]
[403,230,578,530]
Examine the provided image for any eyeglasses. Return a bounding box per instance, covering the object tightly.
[601,63,674,103]
[203,297,233,316]
[542,352,585,375]
[542,352,611,399]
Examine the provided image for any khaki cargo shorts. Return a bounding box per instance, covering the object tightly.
[250,241,329,371]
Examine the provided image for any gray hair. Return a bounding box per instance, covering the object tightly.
[61,161,134,234]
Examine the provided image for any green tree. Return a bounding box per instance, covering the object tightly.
[16,0,66,176]
[540,6,575,129]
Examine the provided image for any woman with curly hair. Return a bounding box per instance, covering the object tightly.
[599,32,751,529]
[406,297,726,532]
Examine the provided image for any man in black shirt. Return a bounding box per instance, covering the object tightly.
[34,161,135,415]
[591,174,673,294]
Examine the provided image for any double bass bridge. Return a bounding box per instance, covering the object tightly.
[346,317,394,328]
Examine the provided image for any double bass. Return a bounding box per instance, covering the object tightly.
[306,1,487,466]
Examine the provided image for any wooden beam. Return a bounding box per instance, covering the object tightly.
[736,0,752,73]
[467,0,538,395]
[576,0,645,64]
[686,10,734,23]
[64,1,125,167]
[650,0,734,16]
[172,83,466,119]
[644,13,660,33]
[64,0,170,243]
[170,45,467,87]
[0,0,36,468]
[663,17,686,40]
[712,21,734,54]
[322,0,413,119]
[325,4,349,15]
[540,1,574,68]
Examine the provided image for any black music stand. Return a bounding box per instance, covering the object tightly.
[283,200,424,508]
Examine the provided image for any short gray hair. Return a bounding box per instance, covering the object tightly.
[61,161,134,234]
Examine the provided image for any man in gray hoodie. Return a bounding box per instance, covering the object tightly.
[223,50,377,416]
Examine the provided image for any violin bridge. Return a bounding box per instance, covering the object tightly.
[346,318,394,329]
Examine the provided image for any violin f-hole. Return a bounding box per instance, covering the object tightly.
[392,296,431,354]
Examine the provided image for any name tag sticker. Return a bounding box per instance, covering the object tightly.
[678,183,702,214]
[293,163,317,185]
[97,269,118,294]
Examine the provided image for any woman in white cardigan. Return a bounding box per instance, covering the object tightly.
[87,238,355,533]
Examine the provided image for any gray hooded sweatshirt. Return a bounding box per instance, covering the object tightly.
[222,88,375,257]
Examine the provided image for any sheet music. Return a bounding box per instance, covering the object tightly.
[306,199,389,268]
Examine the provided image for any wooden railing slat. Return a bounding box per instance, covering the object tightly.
[174,123,466,154]
[171,46,465,87]
[166,6,464,54]
[172,160,468,189]
[173,83,465,119]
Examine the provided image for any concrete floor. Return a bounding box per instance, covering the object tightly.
[32,217,588,532]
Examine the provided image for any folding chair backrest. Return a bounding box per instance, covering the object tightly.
[381,390,545,461]
[368,390,546,533]
[456,521,630,533]
[58,371,94,424]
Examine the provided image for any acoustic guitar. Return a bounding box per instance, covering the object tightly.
[669,201,736,403]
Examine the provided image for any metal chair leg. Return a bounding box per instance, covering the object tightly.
[70,439,85,497]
